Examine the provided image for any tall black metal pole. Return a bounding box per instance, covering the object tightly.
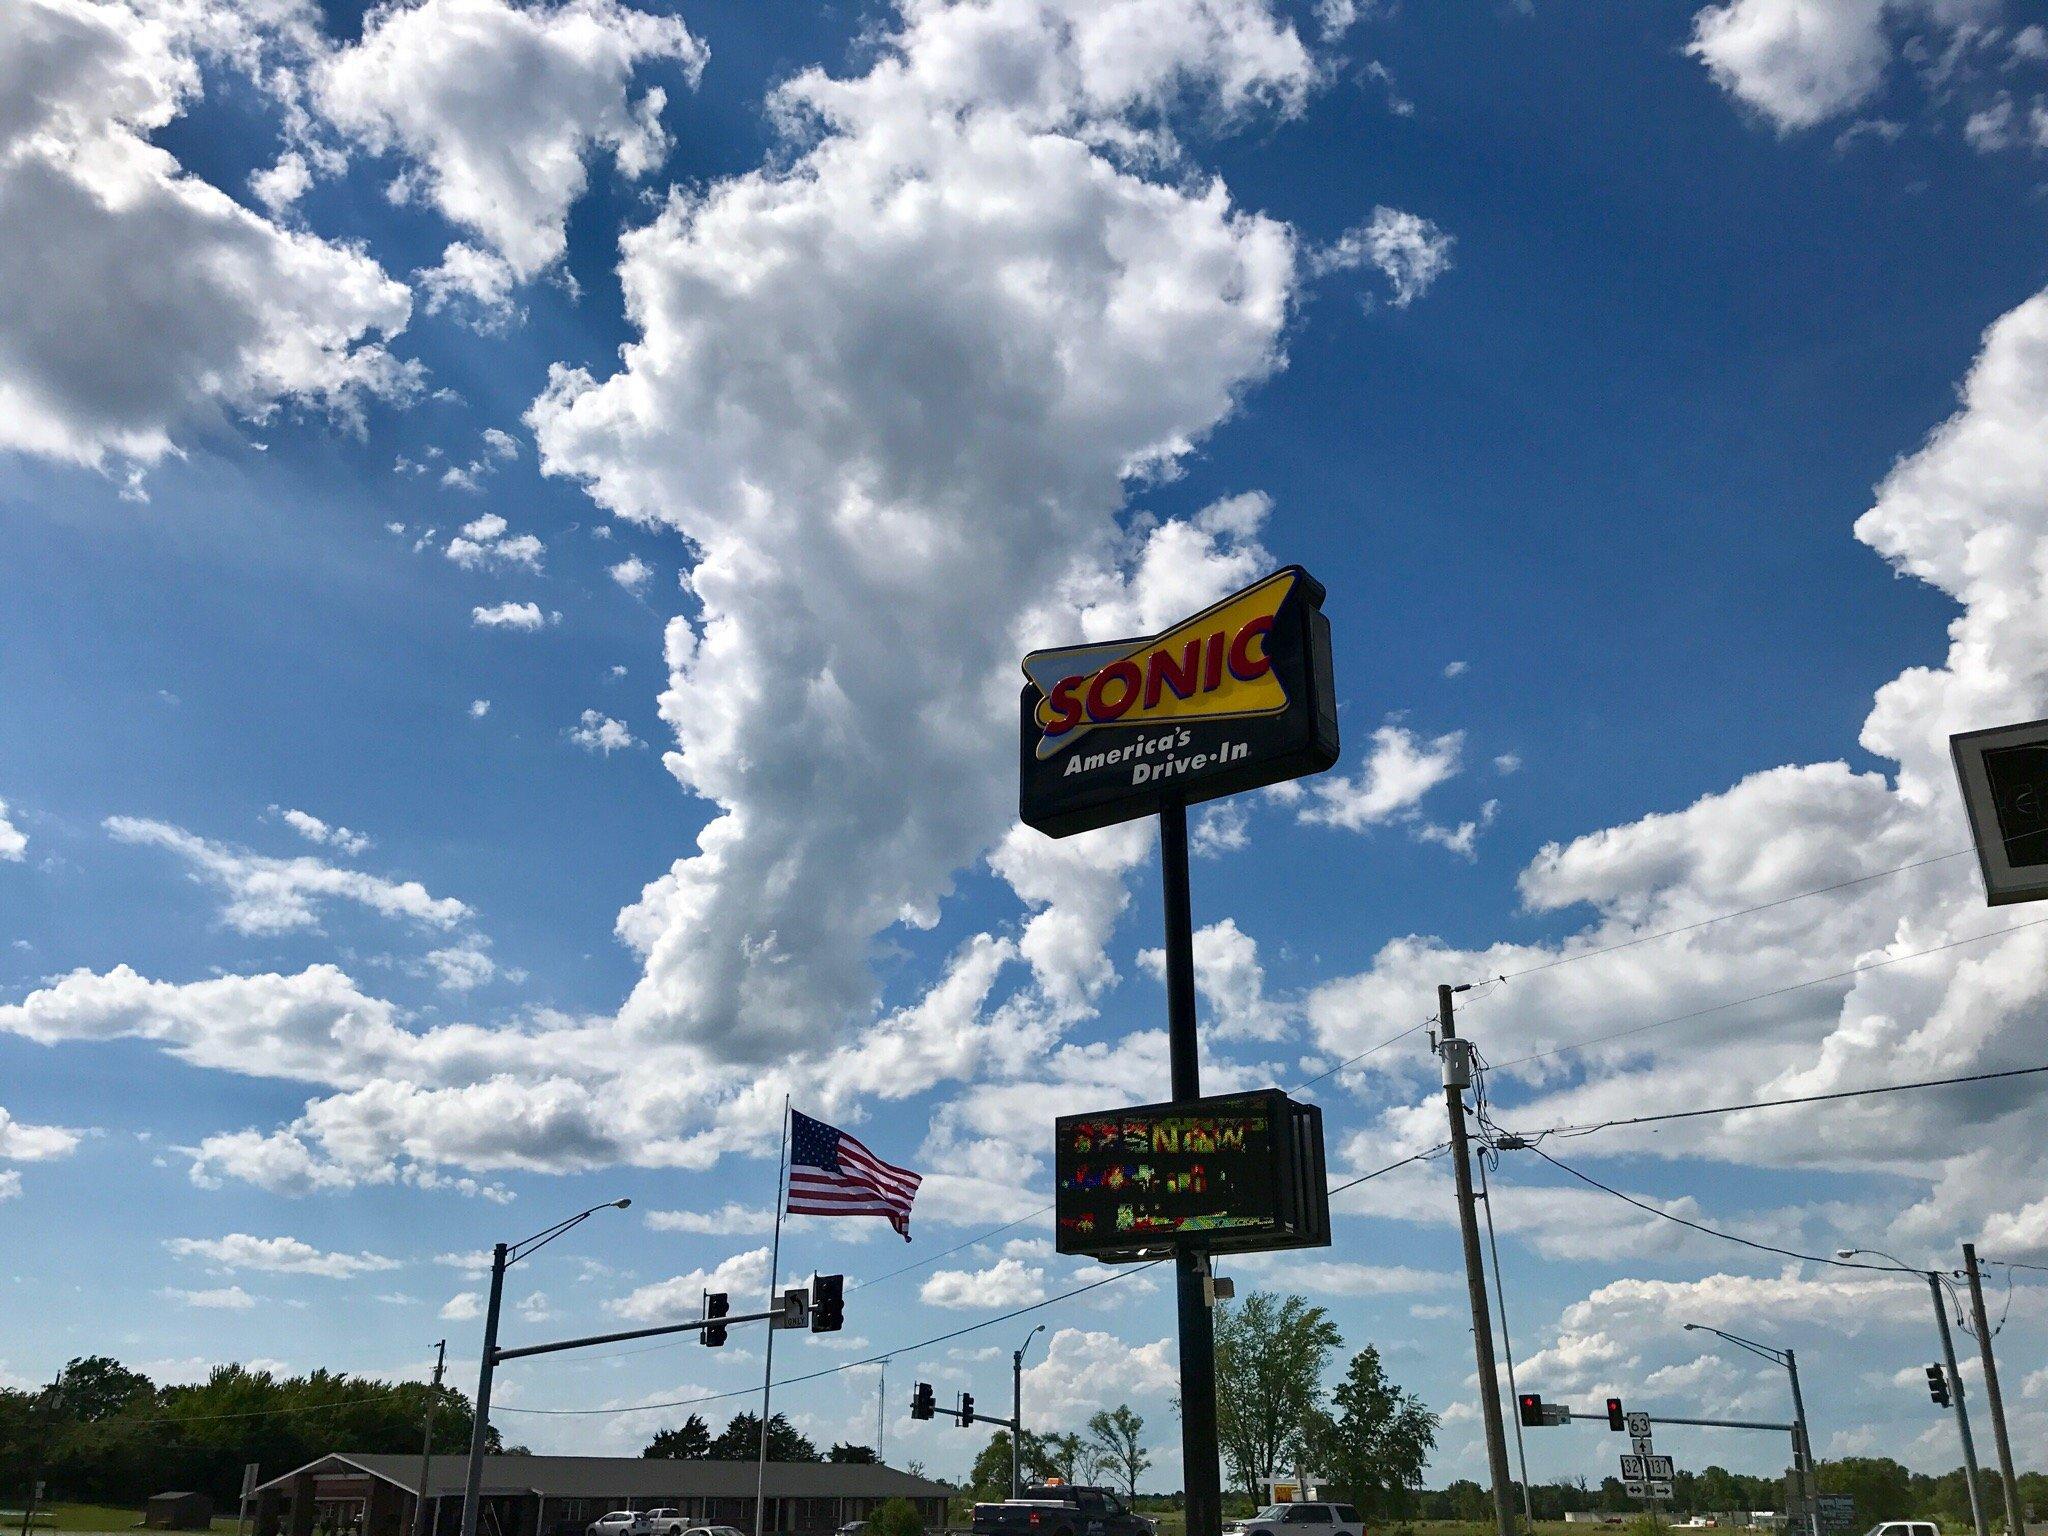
[1928,1272,1989,1536]
[1160,802,1221,1536]
[458,1245,507,1536]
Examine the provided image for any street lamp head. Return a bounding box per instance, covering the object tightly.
[1836,1249,1860,1259]
[1682,1324,1700,1332]
[612,1198,633,1210]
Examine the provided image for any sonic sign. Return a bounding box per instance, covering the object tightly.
[1019,567,1339,837]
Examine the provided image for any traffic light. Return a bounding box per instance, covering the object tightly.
[1926,1365,1951,1408]
[1518,1394,1545,1428]
[811,1273,844,1333]
[702,1292,729,1348]
[1607,1398,1625,1431]
[911,1383,935,1421]
[959,1392,975,1426]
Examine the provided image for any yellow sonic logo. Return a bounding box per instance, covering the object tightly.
[1022,570,1296,760]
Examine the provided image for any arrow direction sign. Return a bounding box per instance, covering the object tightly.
[1624,1482,1648,1500]
[1648,1482,1675,1502]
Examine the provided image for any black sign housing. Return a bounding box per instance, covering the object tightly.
[1054,1089,1329,1262]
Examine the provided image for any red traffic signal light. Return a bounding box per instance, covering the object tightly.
[1518,1393,1545,1428]
[1607,1398,1625,1431]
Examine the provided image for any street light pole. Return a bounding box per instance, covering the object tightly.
[459,1200,632,1536]
[1013,1326,1045,1500]
[1839,1252,1988,1536]
[1682,1326,1818,1536]
[1784,1350,1818,1536]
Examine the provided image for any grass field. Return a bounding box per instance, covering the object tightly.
[0,1503,228,1533]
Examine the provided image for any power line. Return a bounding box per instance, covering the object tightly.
[1515,1143,1906,1271]
[1290,1017,1436,1094]
[1493,913,2048,1070]
[1513,1061,2048,1140]
[1468,849,1974,990]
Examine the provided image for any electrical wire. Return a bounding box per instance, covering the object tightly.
[1506,1061,2048,1141]
[1290,1016,1436,1094]
[1515,1143,1914,1273]
[1493,913,2048,1070]
[1464,850,1973,990]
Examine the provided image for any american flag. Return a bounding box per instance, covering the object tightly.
[786,1110,921,1241]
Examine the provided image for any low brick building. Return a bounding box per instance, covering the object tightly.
[249,1453,951,1536]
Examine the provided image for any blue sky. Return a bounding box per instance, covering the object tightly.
[4,0,2048,1493]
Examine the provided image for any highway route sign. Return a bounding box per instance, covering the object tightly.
[1644,1455,1675,1480]
[1620,1456,1644,1480]
[1626,1411,1652,1436]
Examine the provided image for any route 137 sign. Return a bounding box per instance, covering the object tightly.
[1019,567,1339,838]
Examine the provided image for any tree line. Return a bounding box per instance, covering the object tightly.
[642,1412,877,1465]
[1,1356,493,1509]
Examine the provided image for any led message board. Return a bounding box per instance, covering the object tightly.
[1019,567,1339,839]
[1054,1089,1329,1262]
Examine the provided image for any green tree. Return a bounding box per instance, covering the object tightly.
[645,1415,713,1458]
[1085,1407,1151,1499]
[1214,1292,1342,1500]
[829,1442,879,1463]
[1309,1346,1437,1518]
[1817,1458,1914,1525]
[56,1358,155,1423]
[1036,1432,1093,1485]
[868,1497,925,1536]
[709,1411,819,1461]
[970,1432,1021,1501]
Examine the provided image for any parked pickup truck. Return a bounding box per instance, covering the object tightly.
[971,1485,1154,1536]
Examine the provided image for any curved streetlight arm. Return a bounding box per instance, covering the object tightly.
[1684,1322,1788,1367]
[508,1198,632,1265]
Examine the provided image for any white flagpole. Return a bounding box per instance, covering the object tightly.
[754,1096,791,1536]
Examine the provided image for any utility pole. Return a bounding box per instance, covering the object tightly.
[1962,1245,2024,1536]
[1928,1272,1990,1536]
[18,1382,61,1536]
[459,1244,509,1536]
[1161,802,1222,1536]
[877,1358,886,1466]
[1439,984,1517,1536]
[416,1340,447,1536]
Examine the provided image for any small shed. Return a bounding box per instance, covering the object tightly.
[145,1491,215,1529]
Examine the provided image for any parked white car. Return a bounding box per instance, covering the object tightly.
[1860,1524,1937,1536]
[633,1512,688,1536]
[1224,1504,1366,1536]
[587,1514,638,1536]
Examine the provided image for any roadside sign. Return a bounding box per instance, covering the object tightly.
[1019,566,1339,838]
[1648,1482,1674,1502]
[1817,1497,1856,1533]
[1620,1456,1645,1480]
[1630,1434,1655,1457]
[1644,1455,1675,1480]
[1952,717,2048,905]
[1623,1482,1647,1500]
[1625,1411,1652,1437]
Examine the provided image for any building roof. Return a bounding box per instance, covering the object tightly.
[255,1454,952,1503]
